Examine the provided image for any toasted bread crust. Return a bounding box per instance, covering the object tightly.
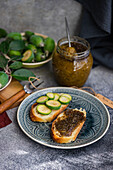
[51,109,86,143]
[30,103,68,122]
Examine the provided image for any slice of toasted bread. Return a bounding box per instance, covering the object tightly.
[30,103,68,122]
[51,108,86,143]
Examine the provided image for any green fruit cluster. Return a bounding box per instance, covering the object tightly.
[8,31,55,63]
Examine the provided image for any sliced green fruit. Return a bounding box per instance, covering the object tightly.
[9,61,23,69]
[26,44,37,53]
[36,96,48,103]
[35,52,46,62]
[9,50,21,56]
[61,94,72,101]
[44,37,55,53]
[59,96,70,104]
[25,31,34,39]
[36,104,51,115]
[22,50,34,63]
[30,35,44,47]
[0,71,8,89]
[54,93,60,101]
[46,100,61,110]
[46,92,55,99]
[7,32,22,40]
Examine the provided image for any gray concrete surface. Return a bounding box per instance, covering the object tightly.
[0,0,82,41]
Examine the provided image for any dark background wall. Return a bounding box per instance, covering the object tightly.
[0,0,82,41]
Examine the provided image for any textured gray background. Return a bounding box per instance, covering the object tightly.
[0,0,82,41]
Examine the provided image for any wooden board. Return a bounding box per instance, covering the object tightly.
[0,79,29,109]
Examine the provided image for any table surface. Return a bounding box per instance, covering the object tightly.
[0,62,113,170]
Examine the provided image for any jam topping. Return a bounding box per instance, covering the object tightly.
[55,109,86,136]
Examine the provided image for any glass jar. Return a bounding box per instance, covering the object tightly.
[52,36,93,87]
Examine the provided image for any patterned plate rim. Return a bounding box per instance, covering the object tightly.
[17,87,110,149]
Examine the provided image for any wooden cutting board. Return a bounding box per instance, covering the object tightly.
[0,79,29,109]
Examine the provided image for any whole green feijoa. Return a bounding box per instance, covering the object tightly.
[30,35,44,47]
[7,32,22,40]
[0,71,9,89]
[44,37,55,53]
[22,50,34,63]
[26,44,37,53]
[35,52,46,62]
[9,50,21,56]
[25,31,34,39]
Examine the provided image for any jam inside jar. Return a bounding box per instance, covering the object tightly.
[52,36,93,87]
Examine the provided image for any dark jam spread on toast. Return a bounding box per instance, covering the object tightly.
[55,109,86,136]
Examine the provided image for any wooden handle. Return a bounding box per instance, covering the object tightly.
[0,89,26,114]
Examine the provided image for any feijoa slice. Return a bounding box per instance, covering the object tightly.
[36,96,48,103]
[59,96,70,104]
[46,100,61,110]
[22,50,34,63]
[61,94,72,101]
[36,104,51,115]
[46,92,55,99]
[54,93,60,101]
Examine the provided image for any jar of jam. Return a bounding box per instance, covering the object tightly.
[52,36,93,87]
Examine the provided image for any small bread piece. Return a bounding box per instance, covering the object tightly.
[51,108,86,143]
[30,103,68,122]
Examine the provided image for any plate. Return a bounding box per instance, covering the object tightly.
[17,87,110,149]
[0,75,12,91]
[21,33,55,68]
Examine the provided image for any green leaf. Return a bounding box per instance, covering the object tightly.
[9,55,23,61]
[0,55,8,69]
[11,68,36,81]
[0,28,7,38]
[9,61,23,69]
[0,41,9,54]
[9,40,25,51]
[7,32,22,40]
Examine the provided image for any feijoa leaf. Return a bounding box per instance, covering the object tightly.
[11,69,36,81]
[9,40,25,51]
[0,28,7,38]
[0,55,8,69]
[9,55,23,61]
[0,41,9,54]
[0,71,8,88]
[9,61,23,69]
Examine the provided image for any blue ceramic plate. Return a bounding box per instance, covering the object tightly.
[17,87,110,149]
